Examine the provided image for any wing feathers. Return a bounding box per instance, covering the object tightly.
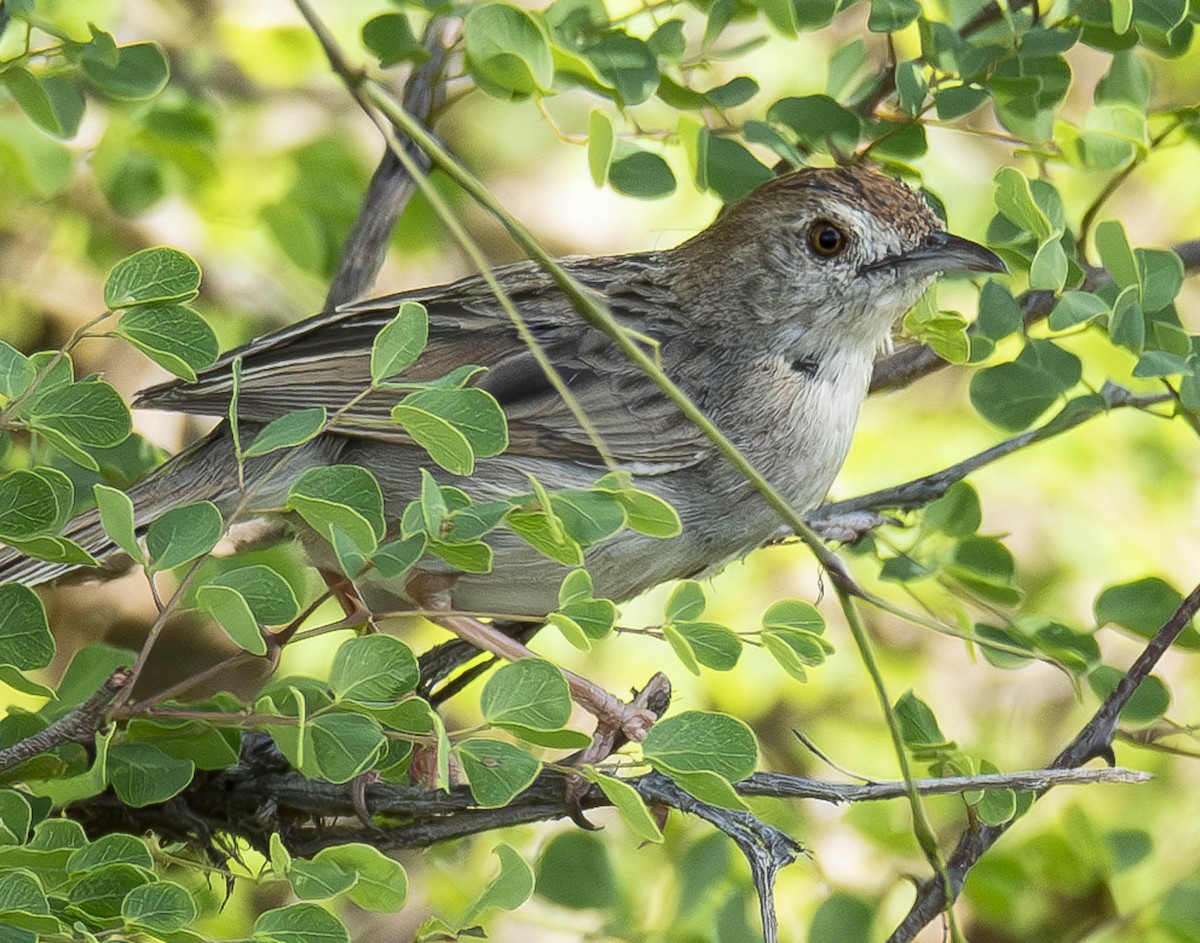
[135,254,710,473]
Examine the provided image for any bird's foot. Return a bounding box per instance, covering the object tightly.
[564,673,672,827]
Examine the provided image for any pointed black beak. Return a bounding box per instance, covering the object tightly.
[860,231,1008,277]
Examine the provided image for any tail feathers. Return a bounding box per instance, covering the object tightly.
[0,423,341,588]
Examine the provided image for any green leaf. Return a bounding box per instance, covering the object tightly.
[0,867,47,916]
[0,469,67,540]
[145,501,223,571]
[107,742,195,807]
[1094,220,1139,290]
[758,0,798,34]
[605,485,681,537]
[557,568,594,607]
[464,843,536,921]
[811,893,874,943]
[647,19,687,57]
[969,339,1081,431]
[1111,0,1134,33]
[210,565,299,625]
[481,659,571,730]
[584,32,659,107]
[305,713,385,784]
[67,862,151,920]
[456,738,541,807]
[371,302,429,381]
[534,832,619,910]
[642,710,757,781]
[361,13,431,68]
[1095,577,1200,649]
[936,84,989,120]
[894,690,956,759]
[330,635,419,704]
[27,380,131,448]
[288,465,385,553]
[121,880,197,932]
[548,490,625,547]
[506,510,584,566]
[994,168,1053,240]
[1029,237,1069,291]
[608,147,676,198]
[391,405,475,474]
[546,611,591,650]
[587,109,615,186]
[762,599,825,634]
[311,843,408,912]
[66,833,154,873]
[666,580,706,622]
[768,95,861,153]
[253,903,350,943]
[924,481,982,537]
[1048,291,1109,330]
[705,76,758,109]
[583,769,664,843]
[103,246,201,309]
[668,769,749,810]
[197,583,265,654]
[558,597,616,640]
[895,61,928,117]
[1137,248,1184,312]
[81,42,169,100]
[0,789,32,845]
[761,628,832,680]
[1088,665,1170,725]
[0,341,35,402]
[0,584,54,671]
[399,387,508,459]
[429,538,493,573]
[868,0,921,32]
[243,407,328,458]
[1109,284,1145,351]
[372,533,427,579]
[2,68,84,138]
[673,621,741,670]
[664,623,700,674]
[93,483,144,564]
[464,3,554,98]
[114,304,218,381]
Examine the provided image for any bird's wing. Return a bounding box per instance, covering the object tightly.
[134,258,709,473]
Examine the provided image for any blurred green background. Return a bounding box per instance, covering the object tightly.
[2,0,1200,940]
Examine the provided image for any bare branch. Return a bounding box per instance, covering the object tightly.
[323,20,456,309]
[0,669,131,775]
[65,737,1144,856]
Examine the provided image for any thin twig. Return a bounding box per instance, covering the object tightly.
[888,579,1200,942]
[809,383,1171,527]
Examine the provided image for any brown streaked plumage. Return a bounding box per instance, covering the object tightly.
[0,166,1003,620]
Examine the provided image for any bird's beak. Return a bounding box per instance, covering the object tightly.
[860,231,1007,277]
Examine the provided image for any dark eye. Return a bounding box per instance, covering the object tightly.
[807,220,848,258]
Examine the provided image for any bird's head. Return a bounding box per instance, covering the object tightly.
[675,165,1005,348]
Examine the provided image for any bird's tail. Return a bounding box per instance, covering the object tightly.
[0,423,337,588]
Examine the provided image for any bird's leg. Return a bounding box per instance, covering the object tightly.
[563,672,672,827]
[407,573,657,743]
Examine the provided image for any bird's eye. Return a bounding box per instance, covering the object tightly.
[807,220,848,258]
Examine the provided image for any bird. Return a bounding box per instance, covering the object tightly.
[0,165,1003,727]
